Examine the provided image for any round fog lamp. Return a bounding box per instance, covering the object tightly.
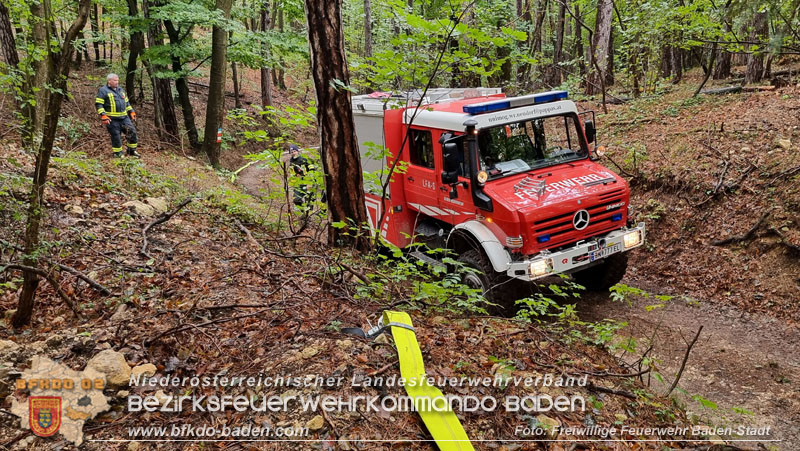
[477,170,488,185]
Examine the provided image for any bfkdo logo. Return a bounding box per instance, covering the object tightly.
[29,396,61,437]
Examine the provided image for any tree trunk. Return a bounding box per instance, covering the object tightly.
[574,3,585,76]
[304,0,370,251]
[659,45,671,78]
[670,46,682,83]
[201,0,233,168]
[276,7,285,89]
[713,48,732,79]
[0,1,19,66]
[125,0,144,103]
[259,5,273,107]
[231,63,241,109]
[229,31,241,109]
[142,0,178,142]
[547,1,565,86]
[14,0,91,328]
[363,0,372,58]
[586,0,612,95]
[745,10,768,84]
[604,26,614,86]
[163,19,200,150]
[90,4,100,63]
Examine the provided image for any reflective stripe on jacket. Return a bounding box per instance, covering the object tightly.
[95,85,134,118]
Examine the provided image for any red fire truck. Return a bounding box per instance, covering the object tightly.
[352,88,645,302]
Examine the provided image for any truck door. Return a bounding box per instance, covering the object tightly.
[436,134,474,224]
[404,129,443,219]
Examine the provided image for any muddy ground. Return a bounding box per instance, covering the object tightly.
[578,278,800,449]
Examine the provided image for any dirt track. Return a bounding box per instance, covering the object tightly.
[578,283,800,450]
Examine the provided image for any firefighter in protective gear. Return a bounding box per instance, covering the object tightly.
[96,73,139,158]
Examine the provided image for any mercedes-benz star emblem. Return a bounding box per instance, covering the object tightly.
[573,209,590,230]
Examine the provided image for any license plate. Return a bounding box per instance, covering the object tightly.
[590,243,621,262]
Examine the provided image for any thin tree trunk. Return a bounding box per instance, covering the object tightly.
[363,0,372,58]
[259,5,273,107]
[574,3,585,76]
[694,42,717,96]
[163,19,200,149]
[713,2,733,80]
[201,0,233,168]
[125,0,144,103]
[231,62,241,109]
[90,3,100,63]
[547,1,566,86]
[14,0,91,328]
[671,46,682,83]
[586,0,612,95]
[0,1,19,67]
[276,6,285,89]
[745,10,768,83]
[604,26,614,86]
[142,0,178,142]
[304,0,370,251]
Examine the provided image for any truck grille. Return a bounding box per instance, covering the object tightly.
[531,188,626,250]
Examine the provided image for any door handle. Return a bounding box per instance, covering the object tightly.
[440,186,449,192]
[407,176,415,182]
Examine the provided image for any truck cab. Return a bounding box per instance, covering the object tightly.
[353,89,645,306]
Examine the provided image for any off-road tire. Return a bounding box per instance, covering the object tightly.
[572,252,629,291]
[457,249,525,315]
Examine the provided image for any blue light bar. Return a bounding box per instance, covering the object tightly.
[462,100,510,115]
[612,213,623,221]
[537,235,551,243]
[463,90,569,115]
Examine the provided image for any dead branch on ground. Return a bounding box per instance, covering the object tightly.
[140,198,193,259]
[1,239,112,295]
[1,262,82,318]
[712,210,771,246]
[666,325,703,396]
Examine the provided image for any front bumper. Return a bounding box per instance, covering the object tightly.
[506,222,646,281]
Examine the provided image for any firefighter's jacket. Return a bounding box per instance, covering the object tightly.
[95,85,134,118]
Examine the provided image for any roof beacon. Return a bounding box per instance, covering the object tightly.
[463,90,568,115]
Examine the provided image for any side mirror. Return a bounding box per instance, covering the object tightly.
[441,171,458,184]
[584,120,596,144]
[442,142,461,173]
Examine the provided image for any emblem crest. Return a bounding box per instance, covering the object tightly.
[29,396,61,437]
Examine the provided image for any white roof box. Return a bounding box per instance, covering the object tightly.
[352,87,502,117]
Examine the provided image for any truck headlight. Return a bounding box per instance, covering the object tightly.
[477,170,488,185]
[530,259,552,277]
[623,230,641,249]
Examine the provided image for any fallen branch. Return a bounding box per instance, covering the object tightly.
[700,86,742,96]
[0,239,111,295]
[234,219,262,249]
[712,210,770,246]
[767,227,800,254]
[0,262,81,318]
[666,325,703,396]
[144,308,276,346]
[606,117,653,127]
[140,198,193,259]
[694,160,729,207]
[769,164,800,186]
[338,261,370,284]
[742,85,776,92]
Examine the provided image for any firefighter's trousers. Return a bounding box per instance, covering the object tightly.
[106,116,138,153]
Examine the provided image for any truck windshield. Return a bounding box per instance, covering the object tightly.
[477,114,586,179]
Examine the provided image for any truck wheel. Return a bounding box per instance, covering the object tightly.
[457,249,520,315]
[572,252,629,291]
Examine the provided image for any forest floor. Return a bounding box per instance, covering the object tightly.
[0,62,798,450]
